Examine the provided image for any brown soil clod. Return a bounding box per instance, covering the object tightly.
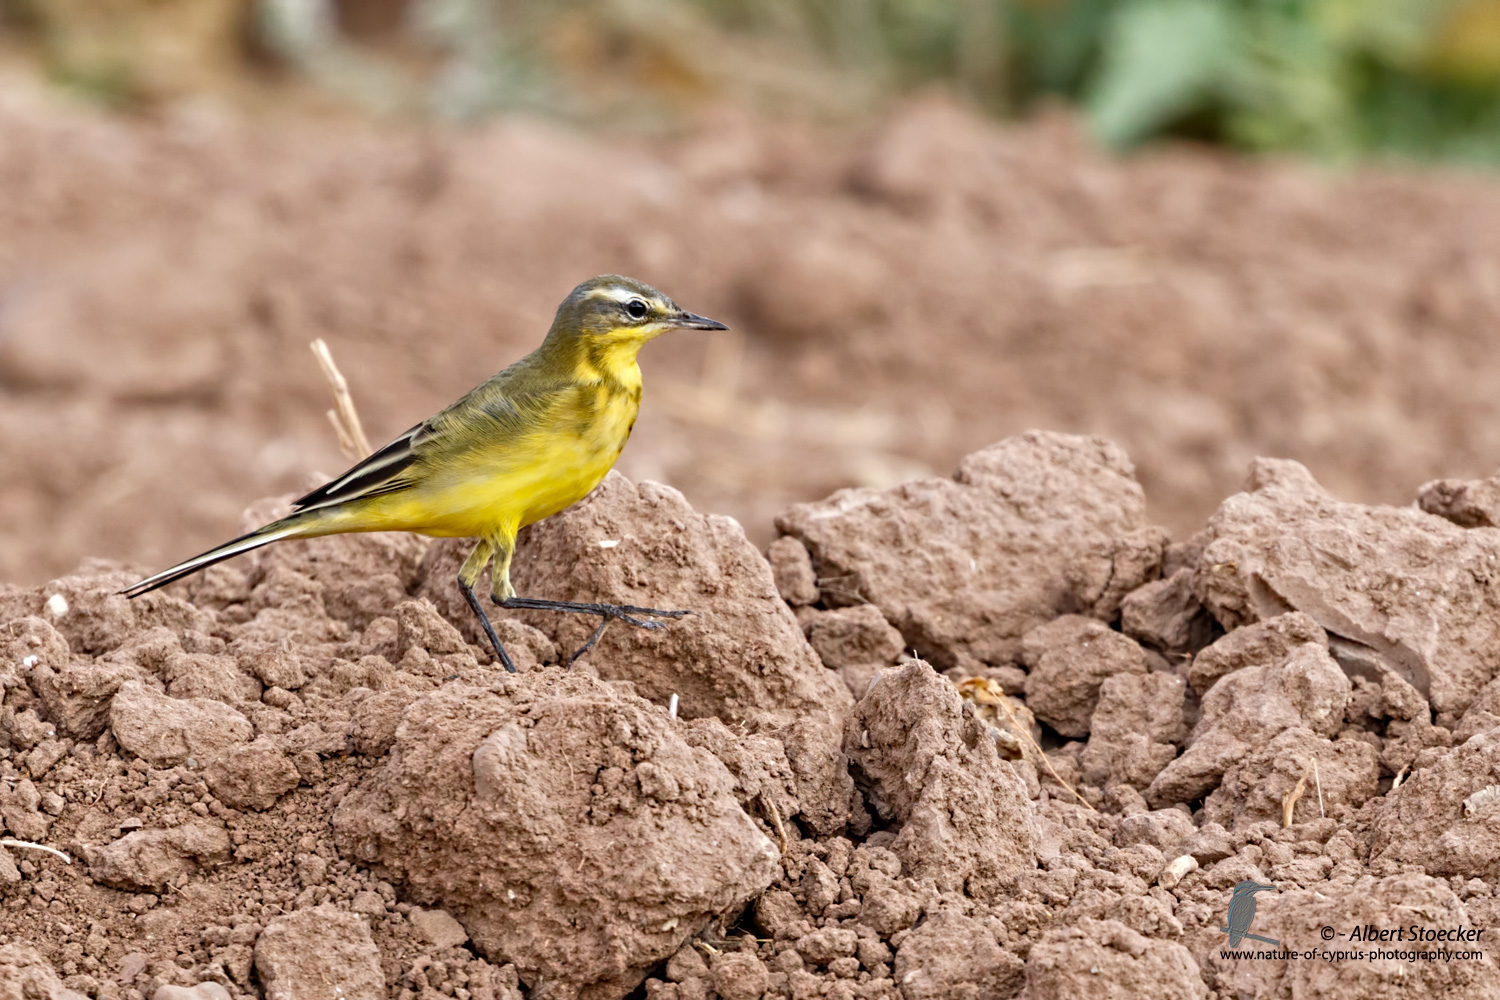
[330,672,781,998]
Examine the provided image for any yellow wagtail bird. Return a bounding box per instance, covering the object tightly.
[121,275,728,672]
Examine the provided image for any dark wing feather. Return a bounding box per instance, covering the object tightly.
[291,353,571,514]
[292,421,428,511]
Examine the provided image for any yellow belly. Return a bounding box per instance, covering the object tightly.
[353,383,637,541]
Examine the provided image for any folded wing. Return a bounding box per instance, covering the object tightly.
[292,421,430,512]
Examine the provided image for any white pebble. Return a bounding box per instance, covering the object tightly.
[1158,854,1199,889]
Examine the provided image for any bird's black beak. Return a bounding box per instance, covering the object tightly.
[675,311,728,331]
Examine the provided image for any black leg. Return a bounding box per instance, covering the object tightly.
[459,578,518,673]
[497,596,692,665]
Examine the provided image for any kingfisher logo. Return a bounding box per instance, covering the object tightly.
[1220,880,1280,946]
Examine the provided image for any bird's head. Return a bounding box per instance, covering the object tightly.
[549,275,727,353]
[1232,881,1278,898]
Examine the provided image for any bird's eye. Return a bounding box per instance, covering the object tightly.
[625,298,649,320]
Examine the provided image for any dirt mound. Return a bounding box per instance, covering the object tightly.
[775,432,1166,673]
[416,471,855,835]
[332,674,779,998]
[844,660,1036,898]
[1196,457,1500,721]
[9,429,1500,999]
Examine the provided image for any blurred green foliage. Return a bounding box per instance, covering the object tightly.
[676,0,1500,164]
[7,0,1500,164]
[1074,0,1500,164]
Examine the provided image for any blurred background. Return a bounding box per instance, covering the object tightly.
[4,0,1500,583]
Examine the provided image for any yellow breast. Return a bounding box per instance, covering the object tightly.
[516,379,639,527]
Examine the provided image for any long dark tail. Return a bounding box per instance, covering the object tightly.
[119,515,312,599]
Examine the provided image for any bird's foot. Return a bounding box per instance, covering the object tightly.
[497,596,692,665]
[498,596,690,629]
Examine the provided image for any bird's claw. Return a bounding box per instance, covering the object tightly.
[591,604,690,624]
[615,606,693,619]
